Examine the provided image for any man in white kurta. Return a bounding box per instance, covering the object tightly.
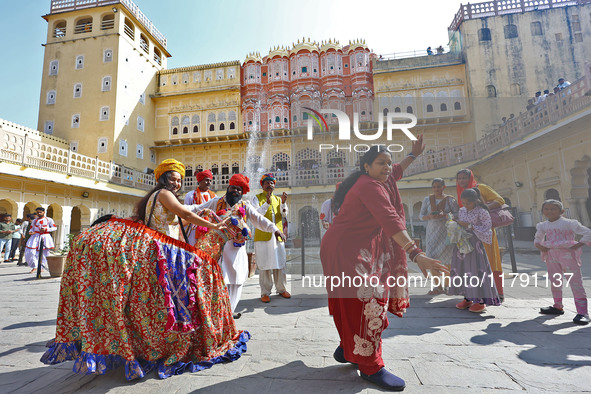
[192,174,284,314]
[25,207,57,272]
[251,173,289,303]
[184,169,216,246]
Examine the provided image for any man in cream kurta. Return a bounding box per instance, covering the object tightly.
[192,174,284,315]
[251,174,289,303]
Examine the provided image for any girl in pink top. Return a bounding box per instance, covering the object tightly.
[534,199,591,325]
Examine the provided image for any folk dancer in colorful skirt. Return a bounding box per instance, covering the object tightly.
[25,207,57,273]
[41,159,251,380]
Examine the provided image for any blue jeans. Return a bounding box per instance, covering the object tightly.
[0,238,12,260]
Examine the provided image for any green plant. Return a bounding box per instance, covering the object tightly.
[54,233,75,256]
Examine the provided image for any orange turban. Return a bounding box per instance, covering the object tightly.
[154,159,185,182]
[196,169,213,182]
[229,174,250,194]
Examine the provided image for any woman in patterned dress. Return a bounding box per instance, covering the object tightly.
[419,178,459,295]
[320,139,449,391]
[42,159,250,380]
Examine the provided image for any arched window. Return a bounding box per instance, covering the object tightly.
[426,104,433,112]
[454,101,461,110]
[510,83,521,96]
[182,127,188,134]
[275,116,280,123]
[172,127,178,135]
[230,122,235,130]
[139,34,149,54]
[75,17,93,34]
[124,18,134,40]
[440,103,447,111]
[209,124,215,132]
[220,123,225,130]
[154,48,162,65]
[479,28,491,41]
[544,188,561,201]
[193,125,199,133]
[486,85,497,98]
[504,24,518,39]
[383,108,389,117]
[101,14,114,30]
[406,106,413,114]
[53,21,66,38]
[531,21,543,36]
[394,107,401,113]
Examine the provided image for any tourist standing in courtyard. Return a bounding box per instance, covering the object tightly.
[251,173,290,303]
[534,199,591,325]
[449,188,501,312]
[419,178,458,294]
[25,208,56,272]
[456,169,506,301]
[321,140,448,391]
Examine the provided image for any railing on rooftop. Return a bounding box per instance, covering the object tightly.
[449,0,591,31]
[49,0,167,48]
[0,119,154,192]
[379,46,451,61]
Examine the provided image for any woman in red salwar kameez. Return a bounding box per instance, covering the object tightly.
[320,138,448,391]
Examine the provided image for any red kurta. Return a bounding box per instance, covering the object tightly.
[320,164,409,374]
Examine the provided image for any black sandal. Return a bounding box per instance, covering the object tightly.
[539,306,564,315]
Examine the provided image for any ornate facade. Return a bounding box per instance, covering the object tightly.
[1,0,591,248]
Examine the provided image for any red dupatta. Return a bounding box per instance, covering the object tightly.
[456,169,478,207]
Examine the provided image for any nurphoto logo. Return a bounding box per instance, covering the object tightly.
[304,107,418,152]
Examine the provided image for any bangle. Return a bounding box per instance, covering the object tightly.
[407,152,416,159]
[408,247,424,262]
[402,241,414,251]
[412,252,426,263]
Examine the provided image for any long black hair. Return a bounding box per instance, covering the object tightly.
[134,171,182,223]
[460,187,488,211]
[332,145,390,215]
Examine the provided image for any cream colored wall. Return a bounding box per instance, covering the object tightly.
[471,119,591,226]
[373,63,474,151]
[459,3,591,136]
[38,5,165,171]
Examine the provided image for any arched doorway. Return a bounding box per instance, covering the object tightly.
[23,201,41,218]
[47,204,63,245]
[70,205,91,235]
[0,198,17,217]
[299,206,321,246]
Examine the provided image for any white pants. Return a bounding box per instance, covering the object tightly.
[226,284,243,313]
[259,268,287,296]
[25,248,49,270]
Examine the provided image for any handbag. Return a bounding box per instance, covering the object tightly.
[489,204,514,228]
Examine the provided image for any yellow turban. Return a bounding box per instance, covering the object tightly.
[154,159,185,182]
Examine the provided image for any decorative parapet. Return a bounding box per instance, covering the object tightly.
[48,0,167,48]
[0,119,155,191]
[448,0,591,31]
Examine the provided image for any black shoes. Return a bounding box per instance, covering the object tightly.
[573,314,590,325]
[539,306,564,315]
[360,367,406,391]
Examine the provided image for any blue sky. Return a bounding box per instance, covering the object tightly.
[0,0,463,129]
